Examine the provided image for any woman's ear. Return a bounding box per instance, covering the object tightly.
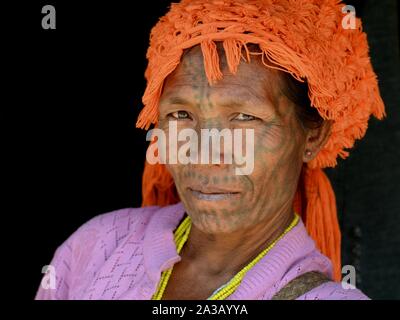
[303,120,332,162]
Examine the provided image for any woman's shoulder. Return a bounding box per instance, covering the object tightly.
[65,205,162,251]
[297,280,370,300]
[76,205,160,239]
[35,204,165,299]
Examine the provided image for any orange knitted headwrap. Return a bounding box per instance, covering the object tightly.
[135,0,385,282]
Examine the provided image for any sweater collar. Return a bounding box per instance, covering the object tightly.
[227,217,329,299]
[143,202,186,283]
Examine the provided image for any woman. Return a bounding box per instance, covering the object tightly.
[36,0,384,300]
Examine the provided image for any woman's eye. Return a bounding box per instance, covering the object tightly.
[234,113,257,121]
[169,110,190,120]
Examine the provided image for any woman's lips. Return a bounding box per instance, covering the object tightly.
[188,187,240,201]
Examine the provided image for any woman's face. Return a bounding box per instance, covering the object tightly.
[158,45,309,234]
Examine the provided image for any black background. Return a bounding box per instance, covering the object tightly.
[7,0,399,299]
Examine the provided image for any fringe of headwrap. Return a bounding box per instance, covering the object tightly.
[137,35,385,167]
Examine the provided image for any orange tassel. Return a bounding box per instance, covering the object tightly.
[141,140,180,207]
[302,166,342,282]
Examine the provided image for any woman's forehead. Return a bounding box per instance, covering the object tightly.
[162,44,284,105]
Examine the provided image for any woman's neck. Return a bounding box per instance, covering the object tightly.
[181,207,295,278]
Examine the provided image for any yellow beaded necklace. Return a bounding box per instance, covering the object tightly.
[152,214,299,300]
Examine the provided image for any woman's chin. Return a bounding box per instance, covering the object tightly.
[183,204,246,234]
[191,214,244,234]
